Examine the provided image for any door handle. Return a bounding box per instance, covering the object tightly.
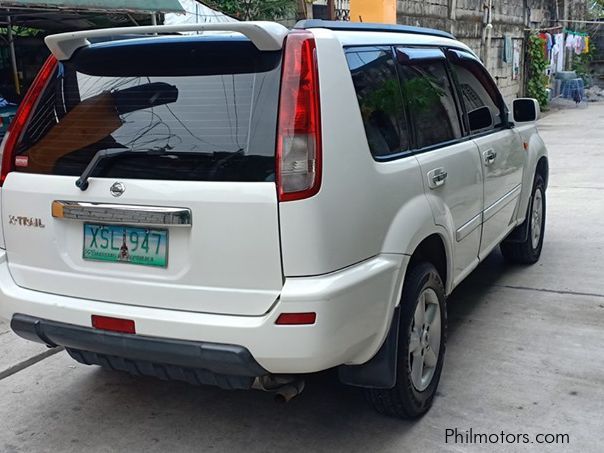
[483,149,497,166]
[427,168,448,189]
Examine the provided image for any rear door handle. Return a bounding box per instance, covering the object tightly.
[483,149,497,165]
[427,168,448,189]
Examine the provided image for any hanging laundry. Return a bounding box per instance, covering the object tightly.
[556,33,565,73]
[550,33,565,73]
[575,36,584,55]
[545,33,553,57]
[563,30,591,57]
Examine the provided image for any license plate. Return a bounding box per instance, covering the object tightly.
[83,223,168,267]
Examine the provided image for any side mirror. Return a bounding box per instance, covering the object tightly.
[512,98,540,123]
[468,106,493,132]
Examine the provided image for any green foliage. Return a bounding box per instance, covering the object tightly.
[572,40,596,85]
[204,0,295,21]
[360,78,401,117]
[526,33,549,109]
[359,75,444,122]
[0,27,43,37]
[590,0,604,18]
[400,76,444,113]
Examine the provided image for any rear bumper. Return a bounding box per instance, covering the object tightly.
[11,314,265,389]
[0,250,407,374]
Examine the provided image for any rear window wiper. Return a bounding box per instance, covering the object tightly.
[75,147,228,190]
[76,148,155,190]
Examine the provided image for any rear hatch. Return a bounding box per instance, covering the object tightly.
[0,35,284,316]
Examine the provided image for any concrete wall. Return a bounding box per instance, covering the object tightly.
[390,0,588,102]
[591,22,604,88]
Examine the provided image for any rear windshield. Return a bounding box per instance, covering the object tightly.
[15,38,282,182]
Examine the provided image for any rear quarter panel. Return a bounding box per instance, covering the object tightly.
[279,29,445,283]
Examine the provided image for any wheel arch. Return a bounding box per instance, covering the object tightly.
[502,139,548,246]
[338,231,452,389]
[382,193,454,294]
[407,234,448,294]
[516,131,549,222]
[535,155,549,189]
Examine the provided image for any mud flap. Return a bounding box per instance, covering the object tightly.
[504,192,532,243]
[338,306,400,389]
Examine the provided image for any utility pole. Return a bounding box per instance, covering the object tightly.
[485,0,493,68]
[563,0,570,69]
[7,15,20,96]
[327,0,336,20]
[297,0,313,19]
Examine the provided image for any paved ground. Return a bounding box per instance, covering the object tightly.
[1,104,603,452]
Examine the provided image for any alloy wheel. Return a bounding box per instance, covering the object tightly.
[409,288,442,391]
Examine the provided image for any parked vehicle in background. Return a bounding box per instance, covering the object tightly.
[0,20,548,419]
[0,96,17,140]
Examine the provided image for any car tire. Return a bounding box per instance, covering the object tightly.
[500,174,546,264]
[365,262,447,419]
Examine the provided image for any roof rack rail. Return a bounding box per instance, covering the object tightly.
[294,20,455,40]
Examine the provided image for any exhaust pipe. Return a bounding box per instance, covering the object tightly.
[253,375,305,403]
[274,380,305,403]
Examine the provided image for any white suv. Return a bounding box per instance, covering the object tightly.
[0,20,548,418]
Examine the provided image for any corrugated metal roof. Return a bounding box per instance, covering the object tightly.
[1,0,184,14]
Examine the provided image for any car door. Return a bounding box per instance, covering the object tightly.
[395,48,484,286]
[448,50,526,258]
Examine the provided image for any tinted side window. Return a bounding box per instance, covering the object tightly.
[397,59,462,149]
[346,49,409,157]
[449,52,505,132]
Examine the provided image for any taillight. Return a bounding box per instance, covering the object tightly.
[276,30,322,202]
[0,55,57,186]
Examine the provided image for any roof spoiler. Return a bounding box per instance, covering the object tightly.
[45,21,289,61]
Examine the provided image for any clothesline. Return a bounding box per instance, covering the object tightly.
[525,25,563,32]
[526,19,604,33]
[558,19,604,25]
[564,28,589,36]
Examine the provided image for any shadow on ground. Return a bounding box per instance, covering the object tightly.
[6,250,520,452]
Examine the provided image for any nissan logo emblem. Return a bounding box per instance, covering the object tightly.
[110,182,126,197]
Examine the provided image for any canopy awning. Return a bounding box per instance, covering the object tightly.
[0,0,185,14]
[0,0,185,97]
[0,0,185,31]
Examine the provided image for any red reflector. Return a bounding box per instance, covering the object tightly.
[275,312,316,325]
[15,155,28,167]
[91,315,136,334]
